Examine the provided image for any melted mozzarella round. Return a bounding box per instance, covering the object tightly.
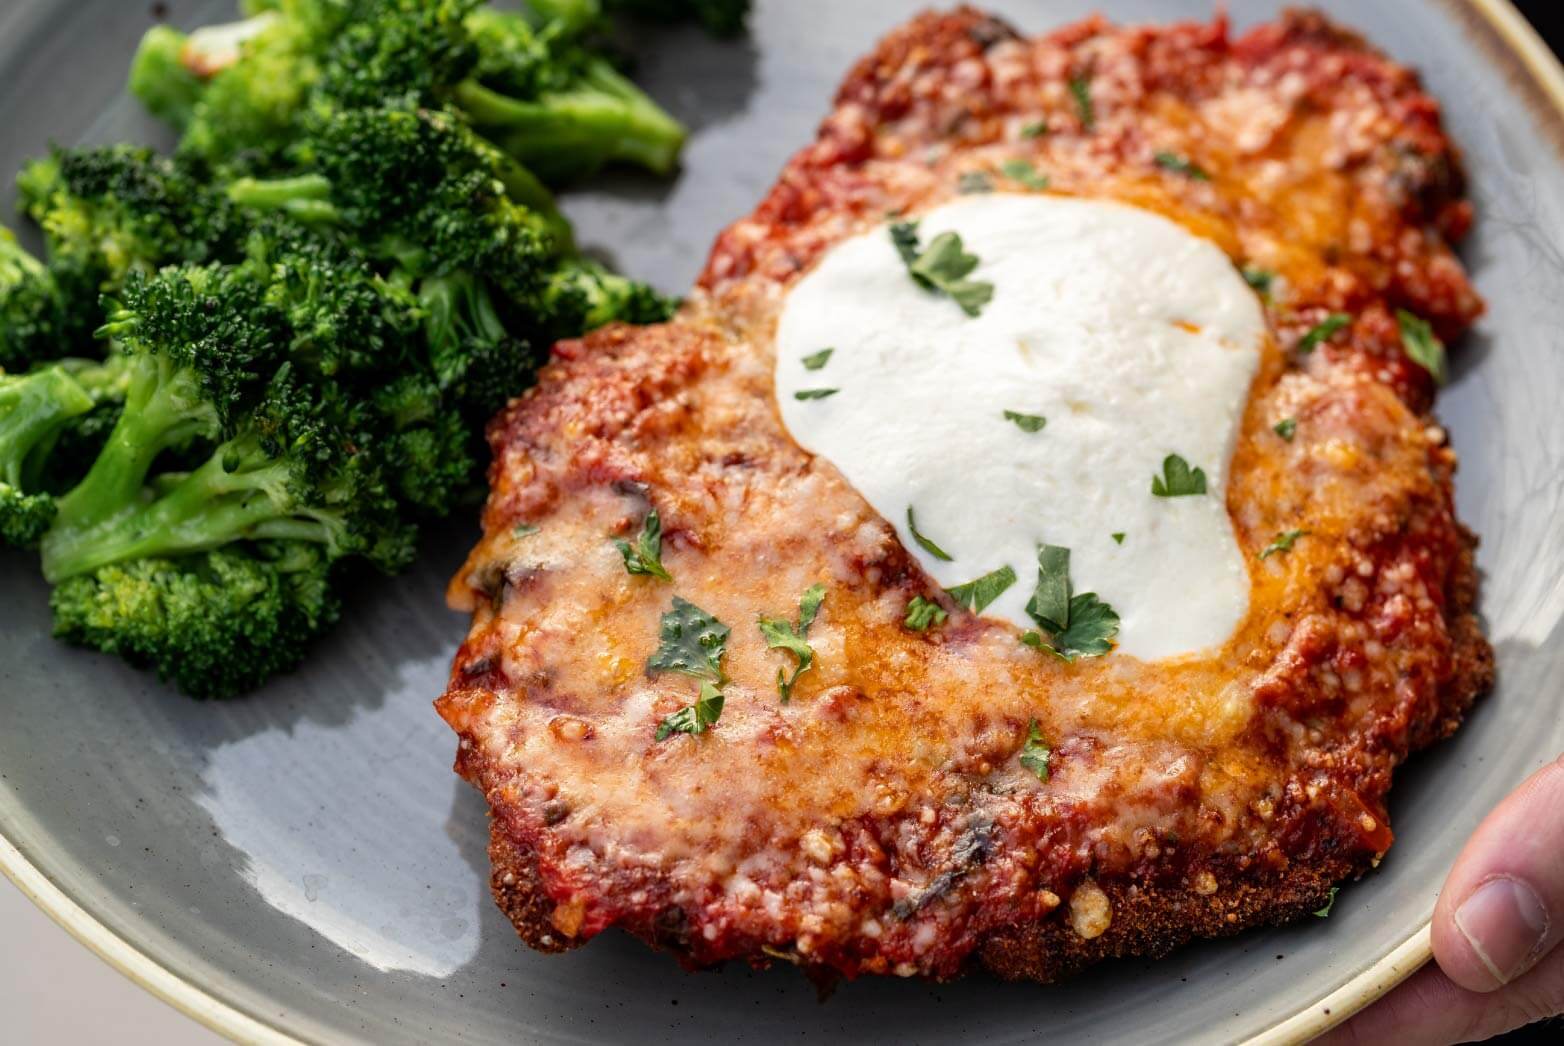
[774,194,1264,661]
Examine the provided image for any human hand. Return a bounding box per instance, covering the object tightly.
[1319,753,1564,1044]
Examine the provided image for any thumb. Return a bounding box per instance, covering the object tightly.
[1432,752,1564,992]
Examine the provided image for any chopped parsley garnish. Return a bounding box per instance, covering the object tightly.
[655,681,725,741]
[1111,532,1126,545]
[1397,309,1449,385]
[1018,718,1051,782]
[1020,544,1119,662]
[794,388,839,401]
[801,348,834,371]
[1273,417,1297,441]
[513,522,540,538]
[1151,454,1208,497]
[1153,151,1209,180]
[1242,267,1274,294]
[1020,120,1048,139]
[1259,528,1309,560]
[888,221,995,318]
[958,171,994,194]
[904,595,948,631]
[1313,886,1340,918]
[1003,410,1047,433]
[758,583,826,702]
[906,506,954,561]
[1069,75,1094,129]
[614,509,672,581]
[1001,158,1050,190]
[945,565,1017,614]
[647,596,730,683]
[1297,313,1351,354]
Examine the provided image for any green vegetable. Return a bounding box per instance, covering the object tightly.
[906,506,954,562]
[1396,309,1448,385]
[0,365,97,547]
[1000,158,1049,190]
[647,595,730,683]
[1242,267,1274,294]
[957,171,993,194]
[801,348,833,371]
[888,220,994,318]
[1020,120,1048,139]
[1003,410,1046,433]
[1069,75,1094,129]
[794,388,838,401]
[1297,313,1351,354]
[1018,717,1050,781]
[1313,886,1340,918]
[758,582,826,702]
[1020,544,1119,661]
[1111,531,1125,545]
[1153,151,1209,180]
[1151,454,1207,498]
[904,595,947,631]
[654,680,725,740]
[945,565,1017,614]
[1259,528,1309,560]
[1273,417,1297,441]
[615,508,672,580]
[514,522,540,537]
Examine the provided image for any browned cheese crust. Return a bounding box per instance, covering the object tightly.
[437,7,1494,983]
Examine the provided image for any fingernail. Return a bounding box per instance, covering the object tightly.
[1453,875,1550,985]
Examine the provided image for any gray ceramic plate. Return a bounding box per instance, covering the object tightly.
[2,1,1562,1043]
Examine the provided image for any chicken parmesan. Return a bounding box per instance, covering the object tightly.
[437,7,1493,983]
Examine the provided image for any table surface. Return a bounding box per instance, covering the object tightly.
[3,2,1560,1044]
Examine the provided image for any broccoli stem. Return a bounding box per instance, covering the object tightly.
[129,26,207,130]
[1,367,95,486]
[454,60,686,182]
[46,352,219,545]
[227,174,340,224]
[40,431,342,582]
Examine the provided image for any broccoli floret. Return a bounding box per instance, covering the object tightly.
[542,255,678,334]
[50,542,341,699]
[457,5,686,183]
[0,225,97,370]
[600,0,750,36]
[41,268,413,581]
[373,374,480,510]
[17,146,243,292]
[312,0,481,111]
[0,365,96,546]
[128,25,210,130]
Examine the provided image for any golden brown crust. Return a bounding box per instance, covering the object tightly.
[438,6,1493,983]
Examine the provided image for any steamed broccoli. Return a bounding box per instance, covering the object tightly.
[457,3,686,183]
[0,226,95,371]
[0,365,96,546]
[51,542,341,698]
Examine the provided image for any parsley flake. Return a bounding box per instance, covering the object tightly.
[614,509,672,581]
[513,522,540,538]
[1003,410,1047,433]
[1397,309,1448,385]
[655,681,725,741]
[1018,718,1051,782]
[1001,158,1050,190]
[904,595,948,631]
[1151,454,1208,497]
[1154,151,1209,180]
[794,388,838,401]
[957,171,993,194]
[801,348,834,371]
[945,565,1017,614]
[758,583,826,702]
[906,506,954,562]
[1021,544,1119,662]
[890,222,995,317]
[1259,528,1309,560]
[1242,267,1274,294]
[1020,120,1048,139]
[647,596,730,683]
[1069,75,1095,129]
[1111,532,1126,545]
[1274,417,1297,441]
[1313,886,1340,918]
[1297,313,1351,354]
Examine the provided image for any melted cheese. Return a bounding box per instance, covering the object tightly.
[774,194,1263,660]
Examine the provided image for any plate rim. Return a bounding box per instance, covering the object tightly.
[2,1,1560,1043]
